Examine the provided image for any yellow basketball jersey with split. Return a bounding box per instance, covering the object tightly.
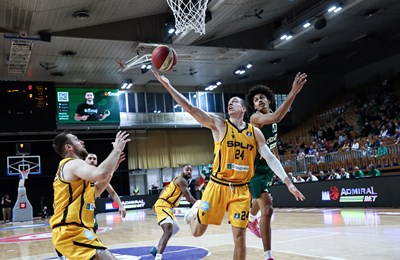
[50,158,96,229]
[51,158,106,259]
[154,176,184,223]
[158,176,184,207]
[212,119,257,183]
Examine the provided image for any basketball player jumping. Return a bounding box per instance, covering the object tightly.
[152,70,305,259]
[245,72,307,260]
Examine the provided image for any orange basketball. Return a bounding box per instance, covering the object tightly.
[151,45,177,72]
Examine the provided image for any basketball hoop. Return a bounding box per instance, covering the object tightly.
[166,0,209,35]
[19,169,30,180]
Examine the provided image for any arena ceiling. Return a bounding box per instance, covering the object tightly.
[0,0,399,89]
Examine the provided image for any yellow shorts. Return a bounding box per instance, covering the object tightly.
[52,225,106,260]
[154,199,175,224]
[198,180,250,228]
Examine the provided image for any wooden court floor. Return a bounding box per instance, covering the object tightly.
[1,207,400,259]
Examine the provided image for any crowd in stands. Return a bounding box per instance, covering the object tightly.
[275,163,381,184]
[277,76,400,176]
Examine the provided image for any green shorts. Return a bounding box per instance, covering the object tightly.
[250,169,274,198]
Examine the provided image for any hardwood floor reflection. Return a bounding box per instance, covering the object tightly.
[1,207,400,259]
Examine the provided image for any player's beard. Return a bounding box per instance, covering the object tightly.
[73,145,88,159]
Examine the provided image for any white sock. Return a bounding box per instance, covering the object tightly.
[155,253,162,260]
[264,250,273,259]
[249,213,257,222]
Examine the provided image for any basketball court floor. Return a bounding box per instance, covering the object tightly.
[1,207,399,260]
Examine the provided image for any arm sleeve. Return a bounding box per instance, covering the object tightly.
[259,144,288,181]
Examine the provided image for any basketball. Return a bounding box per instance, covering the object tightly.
[151,45,177,72]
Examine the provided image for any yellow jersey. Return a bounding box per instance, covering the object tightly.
[50,158,96,229]
[212,119,257,183]
[158,176,184,207]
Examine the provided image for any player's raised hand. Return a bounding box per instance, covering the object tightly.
[152,69,170,86]
[113,131,130,152]
[291,72,308,95]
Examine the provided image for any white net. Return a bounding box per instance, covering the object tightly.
[166,0,209,35]
[19,169,30,180]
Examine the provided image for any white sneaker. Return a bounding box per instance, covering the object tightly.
[184,200,201,224]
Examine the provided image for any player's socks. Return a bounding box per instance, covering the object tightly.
[155,253,162,260]
[249,213,257,222]
[149,246,158,256]
[264,250,273,260]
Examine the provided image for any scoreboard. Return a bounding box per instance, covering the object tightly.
[0,81,56,131]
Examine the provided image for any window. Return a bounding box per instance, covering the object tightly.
[137,93,146,112]
[165,94,173,112]
[119,92,127,112]
[207,93,216,112]
[274,94,289,112]
[155,93,164,112]
[215,93,223,113]
[127,93,136,112]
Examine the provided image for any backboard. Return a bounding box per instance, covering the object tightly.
[7,155,41,176]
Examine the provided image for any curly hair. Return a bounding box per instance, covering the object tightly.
[245,84,275,112]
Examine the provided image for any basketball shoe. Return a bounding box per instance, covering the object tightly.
[247,218,261,238]
[184,200,200,224]
[149,246,157,256]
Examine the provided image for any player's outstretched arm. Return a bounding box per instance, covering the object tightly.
[251,72,307,126]
[106,184,127,218]
[175,177,197,205]
[254,127,305,201]
[152,70,221,130]
[94,152,126,196]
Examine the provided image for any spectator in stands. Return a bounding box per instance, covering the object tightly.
[394,129,400,144]
[352,166,365,178]
[372,138,381,148]
[379,125,388,138]
[366,164,381,177]
[272,175,283,185]
[319,171,328,181]
[362,139,373,157]
[295,175,305,183]
[376,140,388,157]
[341,140,351,152]
[351,138,360,151]
[339,168,350,179]
[287,172,297,183]
[338,131,346,146]
[328,169,341,180]
[306,171,318,182]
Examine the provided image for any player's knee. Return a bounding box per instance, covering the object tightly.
[233,232,246,245]
[261,204,274,218]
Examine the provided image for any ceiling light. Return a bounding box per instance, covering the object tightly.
[121,79,133,89]
[246,63,252,69]
[328,4,342,13]
[280,34,288,40]
[303,22,311,28]
[72,10,90,19]
[141,62,152,74]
